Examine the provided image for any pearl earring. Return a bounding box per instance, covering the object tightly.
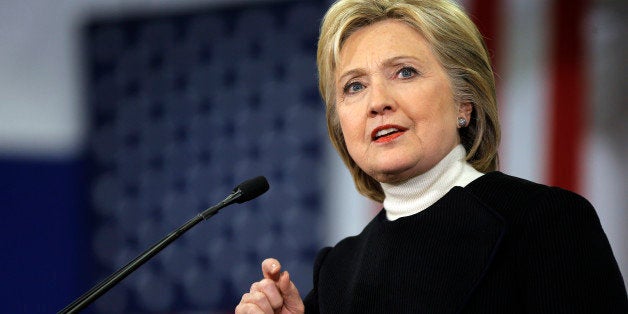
[457,117,467,128]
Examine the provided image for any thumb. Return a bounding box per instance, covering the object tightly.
[261,258,282,282]
[277,271,304,313]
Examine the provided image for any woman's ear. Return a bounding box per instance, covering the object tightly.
[458,102,473,124]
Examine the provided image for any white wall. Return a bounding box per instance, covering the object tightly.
[0,0,288,158]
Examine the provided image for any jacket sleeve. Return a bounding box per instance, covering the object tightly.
[303,246,332,314]
[522,187,628,313]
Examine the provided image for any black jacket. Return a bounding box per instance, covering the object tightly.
[303,172,628,313]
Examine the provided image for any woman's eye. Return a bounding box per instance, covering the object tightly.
[344,82,365,94]
[397,67,417,79]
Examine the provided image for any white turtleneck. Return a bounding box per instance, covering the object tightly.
[381,144,484,221]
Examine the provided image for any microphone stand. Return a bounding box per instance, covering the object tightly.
[58,191,241,313]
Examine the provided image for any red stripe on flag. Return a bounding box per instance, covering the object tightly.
[469,0,501,74]
[548,0,588,192]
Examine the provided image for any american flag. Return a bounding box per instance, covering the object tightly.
[0,0,625,312]
[326,0,627,291]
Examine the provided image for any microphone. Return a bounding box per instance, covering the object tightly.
[199,176,269,219]
[58,176,270,314]
[234,176,270,203]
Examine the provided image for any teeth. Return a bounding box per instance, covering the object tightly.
[375,128,399,138]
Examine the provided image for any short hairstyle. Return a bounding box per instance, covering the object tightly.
[317,0,500,203]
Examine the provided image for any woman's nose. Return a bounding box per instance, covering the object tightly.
[368,82,395,117]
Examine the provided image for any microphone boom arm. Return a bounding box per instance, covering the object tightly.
[58,176,268,313]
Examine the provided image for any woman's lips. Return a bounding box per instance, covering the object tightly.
[371,124,407,143]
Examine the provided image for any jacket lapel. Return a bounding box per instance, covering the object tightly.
[369,187,506,313]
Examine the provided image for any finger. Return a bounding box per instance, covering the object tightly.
[249,282,260,293]
[235,302,266,314]
[277,271,298,296]
[277,271,305,313]
[253,279,284,309]
[239,291,274,314]
[261,258,281,281]
[250,281,282,306]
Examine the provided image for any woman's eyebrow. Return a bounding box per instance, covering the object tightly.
[380,55,421,67]
[337,69,365,85]
[337,55,422,82]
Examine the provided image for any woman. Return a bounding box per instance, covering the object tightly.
[236,0,628,313]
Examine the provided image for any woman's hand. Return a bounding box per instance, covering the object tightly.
[235,258,305,314]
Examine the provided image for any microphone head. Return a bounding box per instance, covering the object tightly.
[233,176,269,203]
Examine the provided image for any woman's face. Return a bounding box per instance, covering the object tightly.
[335,19,471,183]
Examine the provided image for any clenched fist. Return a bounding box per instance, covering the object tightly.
[235,258,304,314]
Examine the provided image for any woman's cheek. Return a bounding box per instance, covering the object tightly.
[341,117,363,146]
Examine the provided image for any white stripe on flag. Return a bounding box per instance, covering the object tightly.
[324,145,376,246]
[499,0,552,184]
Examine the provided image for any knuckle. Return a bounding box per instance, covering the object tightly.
[234,302,247,313]
[245,291,267,304]
[260,278,274,284]
[235,303,257,314]
[236,297,264,314]
[258,278,275,289]
[240,293,248,301]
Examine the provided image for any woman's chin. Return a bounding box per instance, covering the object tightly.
[369,166,420,184]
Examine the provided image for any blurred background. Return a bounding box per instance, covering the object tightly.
[0,0,625,312]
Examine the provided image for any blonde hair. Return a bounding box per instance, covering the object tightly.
[317,0,500,203]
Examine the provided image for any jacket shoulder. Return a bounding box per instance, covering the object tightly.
[465,171,594,221]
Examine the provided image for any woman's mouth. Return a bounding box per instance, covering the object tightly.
[371,125,407,143]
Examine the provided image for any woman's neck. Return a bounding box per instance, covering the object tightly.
[381,145,483,221]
